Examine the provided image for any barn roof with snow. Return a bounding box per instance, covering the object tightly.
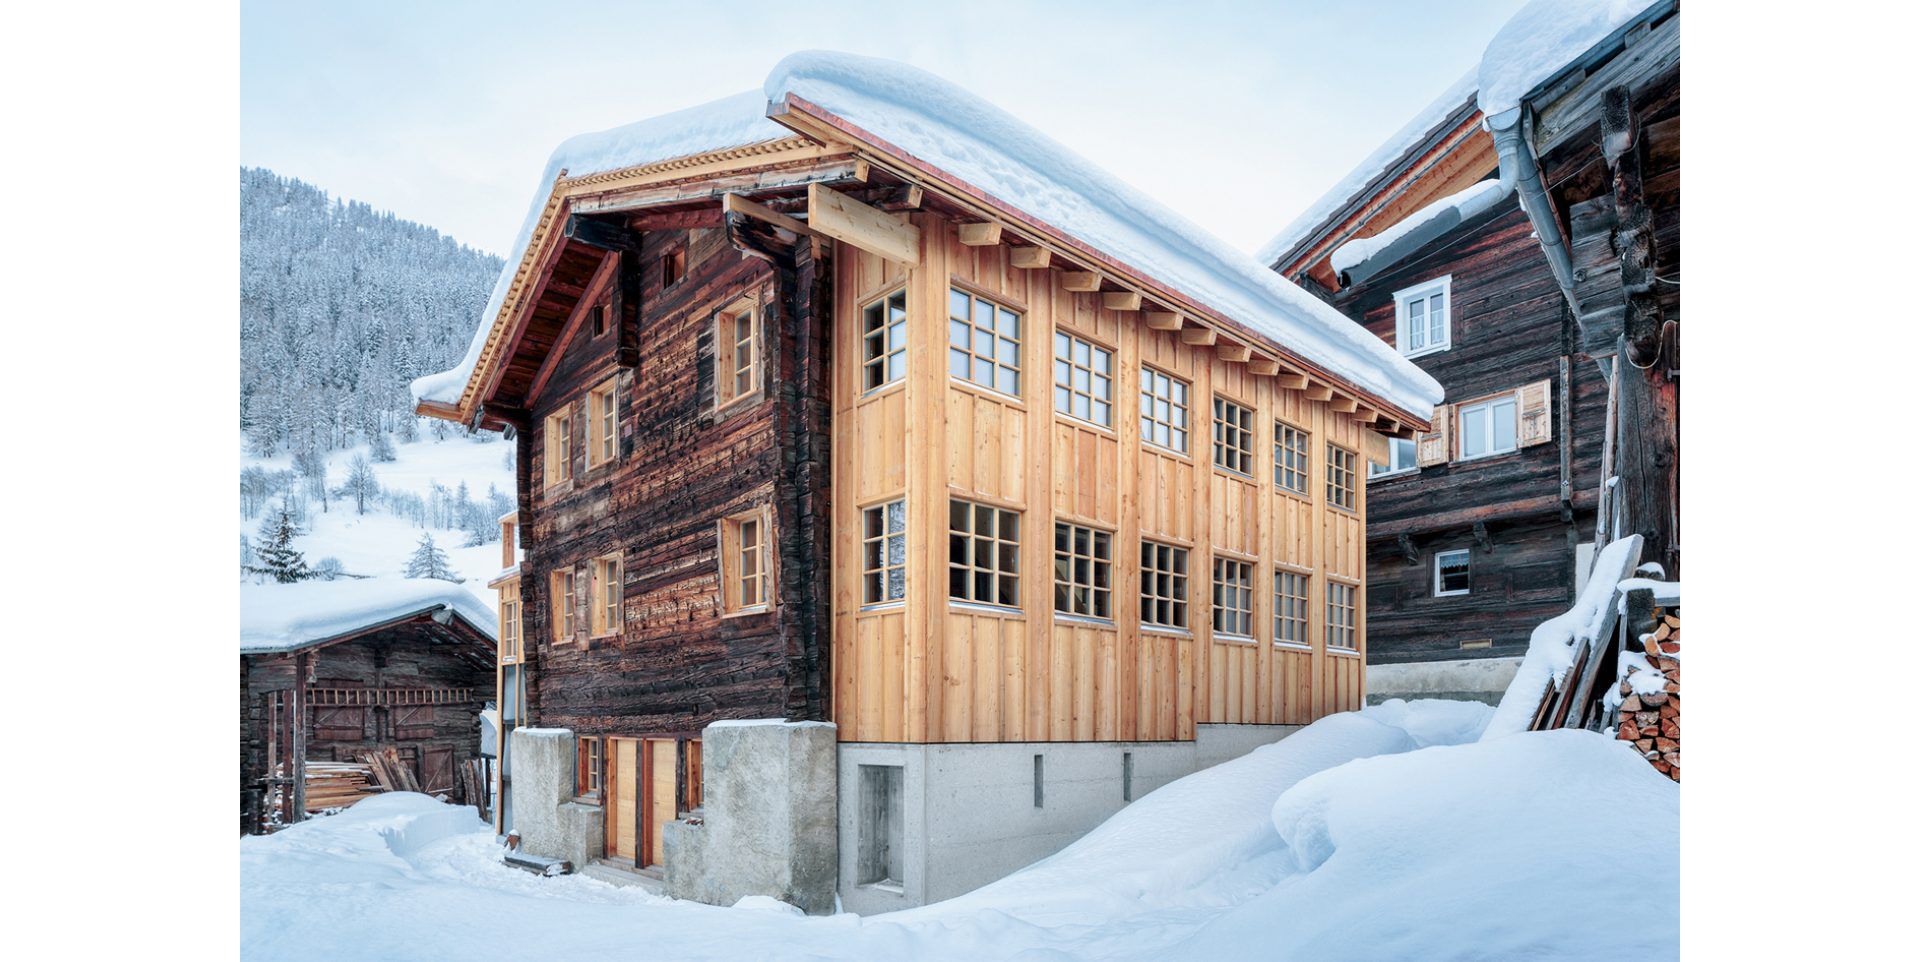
[239,577,498,655]
[413,51,1442,431]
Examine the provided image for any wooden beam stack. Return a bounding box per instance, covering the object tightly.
[303,761,381,812]
[360,747,423,794]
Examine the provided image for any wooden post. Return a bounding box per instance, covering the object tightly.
[291,652,309,821]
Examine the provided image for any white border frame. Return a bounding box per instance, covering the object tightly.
[1433,547,1472,597]
[1393,274,1452,359]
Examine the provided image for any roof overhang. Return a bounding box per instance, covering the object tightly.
[239,604,495,658]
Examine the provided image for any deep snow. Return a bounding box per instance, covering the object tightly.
[241,700,1677,960]
[239,577,496,654]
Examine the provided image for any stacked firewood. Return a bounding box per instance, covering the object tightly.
[1616,610,1681,782]
[360,747,423,794]
[304,761,381,812]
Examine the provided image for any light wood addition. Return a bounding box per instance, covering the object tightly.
[957,222,1003,246]
[808,183,921,263]
[590,553,623,638]
[719,507,772,615]
[586,379,618,470]
[828,210,1370,745]
[713,295,762,411]
[543,408,573,488]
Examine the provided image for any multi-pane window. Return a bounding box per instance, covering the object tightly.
[949,287,1022,396]
[1139,368,1190,452]
[1212,557,1255,637]
[1053,332,1113,426]
[591,555,622,636]
[1274,421,1309,494]
[1327,444,1357,511]
[721,509,771,614]
[581,736,603,796]
[949,499,1020,608]
[1213,397,1255,474]
[1274,569,1309,646]
[1434,548,1471,597]
[1326,582,1358,650]
[1394,275,1450,357]
[862,500,907,605]
[863,289,908,391]
[715,299,759,408]
[1140,541,1189,630]
[587,380,618,469]
[544,409,572,487]
[1369,436,1419,478]
[1053,522,1112,618]
[550,568,577,642]
[500,591,521,661]
[1457,394,1519,460]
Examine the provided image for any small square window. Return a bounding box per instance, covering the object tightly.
[1394,276,1451,358]
[1457,394,1519,460]
[1369,436,1419,478]
[590,303,609,338]
[1434,548,1471,597]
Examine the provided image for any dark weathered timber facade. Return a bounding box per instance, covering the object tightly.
[518,220,833,739]
[240,616,494,834]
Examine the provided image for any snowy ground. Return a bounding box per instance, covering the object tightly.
[240,433,514,606]
[240,701,1678,961]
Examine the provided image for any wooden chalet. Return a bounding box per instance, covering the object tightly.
[240,578,497,834]
[415,52,1437,912]
[1260,0,1678,698]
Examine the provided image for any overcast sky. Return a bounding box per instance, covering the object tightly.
[241,0,1526,258]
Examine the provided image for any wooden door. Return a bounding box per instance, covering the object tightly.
[645,738,677,868]
[421,747,455,796]
[609,738,638,864]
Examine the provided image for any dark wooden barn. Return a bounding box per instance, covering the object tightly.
[240,578,498,834]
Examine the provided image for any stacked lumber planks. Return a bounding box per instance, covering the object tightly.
[304,761,381,812]
[360,747,422,794]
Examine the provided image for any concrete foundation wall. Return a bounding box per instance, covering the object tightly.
[1364,656,1522,707]
[664,720,838,915]
[838,724,1299,915]
[506,727,604,870]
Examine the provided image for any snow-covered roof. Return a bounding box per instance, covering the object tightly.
[1254,70,1478,270]
[1477,0,1669,118]
[1328,177,1512,280]
[239,577,498,655]
[418,52,1443,421]
[411,92,787,408]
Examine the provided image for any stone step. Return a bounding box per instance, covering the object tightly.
[578,859,666,894]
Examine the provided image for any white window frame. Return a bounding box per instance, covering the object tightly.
[1393,275,1452,359]
[1456,393,1520,461]
[1433,548,1471,597]
[1368,436,1419,480]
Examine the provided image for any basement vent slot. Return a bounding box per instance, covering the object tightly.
[1033,754,1045,808]
[1123,751,1134,802]
[856,765,904,888]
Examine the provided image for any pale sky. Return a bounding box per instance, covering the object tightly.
[241,0,1526,259]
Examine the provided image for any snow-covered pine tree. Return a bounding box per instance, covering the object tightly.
[248,504,313,583]
[403,532,461,582]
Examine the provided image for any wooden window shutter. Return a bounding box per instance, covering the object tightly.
[1415,405,1452,466]
[1517,378,1554,447]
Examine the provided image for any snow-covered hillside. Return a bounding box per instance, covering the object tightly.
[239,433,514,608]
[240,702,1679,961]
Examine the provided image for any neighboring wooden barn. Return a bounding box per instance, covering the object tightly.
[240,578,497,834]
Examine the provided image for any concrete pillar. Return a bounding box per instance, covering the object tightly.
[507,727,603,870]
[664,720,837,915]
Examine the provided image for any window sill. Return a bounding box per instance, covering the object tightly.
[1141,441,1193,463]
[713,390,765,419]
[1273,641,1313,652]
[858,600,906,614]
[949,378,1025,408]
[1401,344,1451,361]
[1141,624,1192,638]
[860,381,905,403]
[720,604,771,620]
[1326,647,1362,657]
[1453,448,1520,465]
[948,600,1023,618]
[542,479,576,498]
[1213,465,1257,482]
[1273,484,1312,502]
[1054,612,1114,628]
[1367,468,1418,483]
[1054,411,1117,436]
[1434,589,1470,598]
[1212,633,1257,647]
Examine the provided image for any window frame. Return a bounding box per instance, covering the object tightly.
[550,567,578,643]
[948,286,1023,399]
[1327,443,1358,512]
[589,302,609,338]
[861,499,907,607]
[590,553,623,638]
[662,247,686,289]
[719,507,773,617]
[1273,567,1310,648]
[586,379,618,471]
[1052,329,1115,428]
[543,408,573,490]
[1138,366,1191,454]
[1211,555,1256,640]
[1326,580,1359,651]
[1212,396,1256,476]
[712,295,762,412]
[948,498,1021,610]
[1433,548,1471,597]
[1274,420,1310,495]
[1369,435,1419,480]
[1139,540,1190,631]
[1455,392,1521,462]
[1052,521,1114,620]
[1393,275,1452,359]
[861,287,909,393]
[578,736,603,799]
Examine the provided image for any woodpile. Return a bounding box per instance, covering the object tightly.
[304,761,381,812]
[360,747,422,794]
[1616,609,1681,782]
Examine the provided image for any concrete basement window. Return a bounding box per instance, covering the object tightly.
[857,765,904,888]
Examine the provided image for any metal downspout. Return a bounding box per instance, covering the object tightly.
[1487,107,1580,320]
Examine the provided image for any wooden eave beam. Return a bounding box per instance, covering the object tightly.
[806,182,920,263]
[1353,407,1380,425]
[1217,340,1252,363]
[1247,356,1281,376]
[1101,291,1143,312]
[1305,382,1334,401]
[1180,326,1218,346]
[723,191,819,241]
[1062,270,1103,292]
[1143,310,1183,331]
[1010,245,1051,269]
[1275,372,1309,390]
[957,221,1003,246]
[1331,395,1360,414]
